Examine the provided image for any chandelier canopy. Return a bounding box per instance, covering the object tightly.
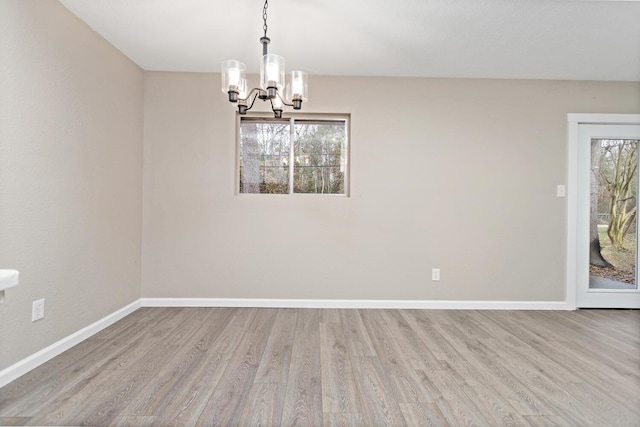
[221,0,308,118]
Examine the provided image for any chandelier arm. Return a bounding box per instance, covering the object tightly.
[275,91,294,108]
[238,87,261,105]
[243,90,261,112]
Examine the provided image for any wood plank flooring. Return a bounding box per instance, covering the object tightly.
[0,308,638,426]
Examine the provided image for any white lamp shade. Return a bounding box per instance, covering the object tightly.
[261,54,285,91]
[222,60,246,94]
[287,70,308,102]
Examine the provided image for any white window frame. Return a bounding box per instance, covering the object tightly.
[235,113,350,196]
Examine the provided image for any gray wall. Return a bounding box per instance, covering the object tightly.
[0,0,143,369]
[142,73,640,301]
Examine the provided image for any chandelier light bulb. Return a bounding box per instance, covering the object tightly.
[238,79,248,101]
[266,64,278,83]
[292,79,303,97]
[229,68,240,86]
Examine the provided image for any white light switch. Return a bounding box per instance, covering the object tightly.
[32,299,45,321]
[557,185,566,197]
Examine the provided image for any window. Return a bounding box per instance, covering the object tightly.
[238,116,349,195]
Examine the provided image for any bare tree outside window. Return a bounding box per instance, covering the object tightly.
[294,121,345,194]
[590,138,639,286]
[239,121,290,194]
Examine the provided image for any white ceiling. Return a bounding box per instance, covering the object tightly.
[58,0,640,81]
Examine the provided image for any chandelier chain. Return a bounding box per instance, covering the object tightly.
[263,0,269,38]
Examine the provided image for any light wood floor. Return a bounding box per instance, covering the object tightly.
[0,308,638,426]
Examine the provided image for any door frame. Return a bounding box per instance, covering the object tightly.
[567,114,640,309]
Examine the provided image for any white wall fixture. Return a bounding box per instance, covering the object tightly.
[0,270,19,303]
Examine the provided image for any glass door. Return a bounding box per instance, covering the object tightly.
[577,124,640,308]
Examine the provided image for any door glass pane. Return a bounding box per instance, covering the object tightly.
[589,139,639,290]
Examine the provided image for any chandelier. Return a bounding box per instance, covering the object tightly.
[221,0,308,118]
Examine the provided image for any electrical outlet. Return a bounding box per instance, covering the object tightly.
[432,268,441,281]
[557,184,566,197]
[32,299,45,322]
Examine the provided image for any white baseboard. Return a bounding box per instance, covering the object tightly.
[141,297,572,310]
[0,299,141,389]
